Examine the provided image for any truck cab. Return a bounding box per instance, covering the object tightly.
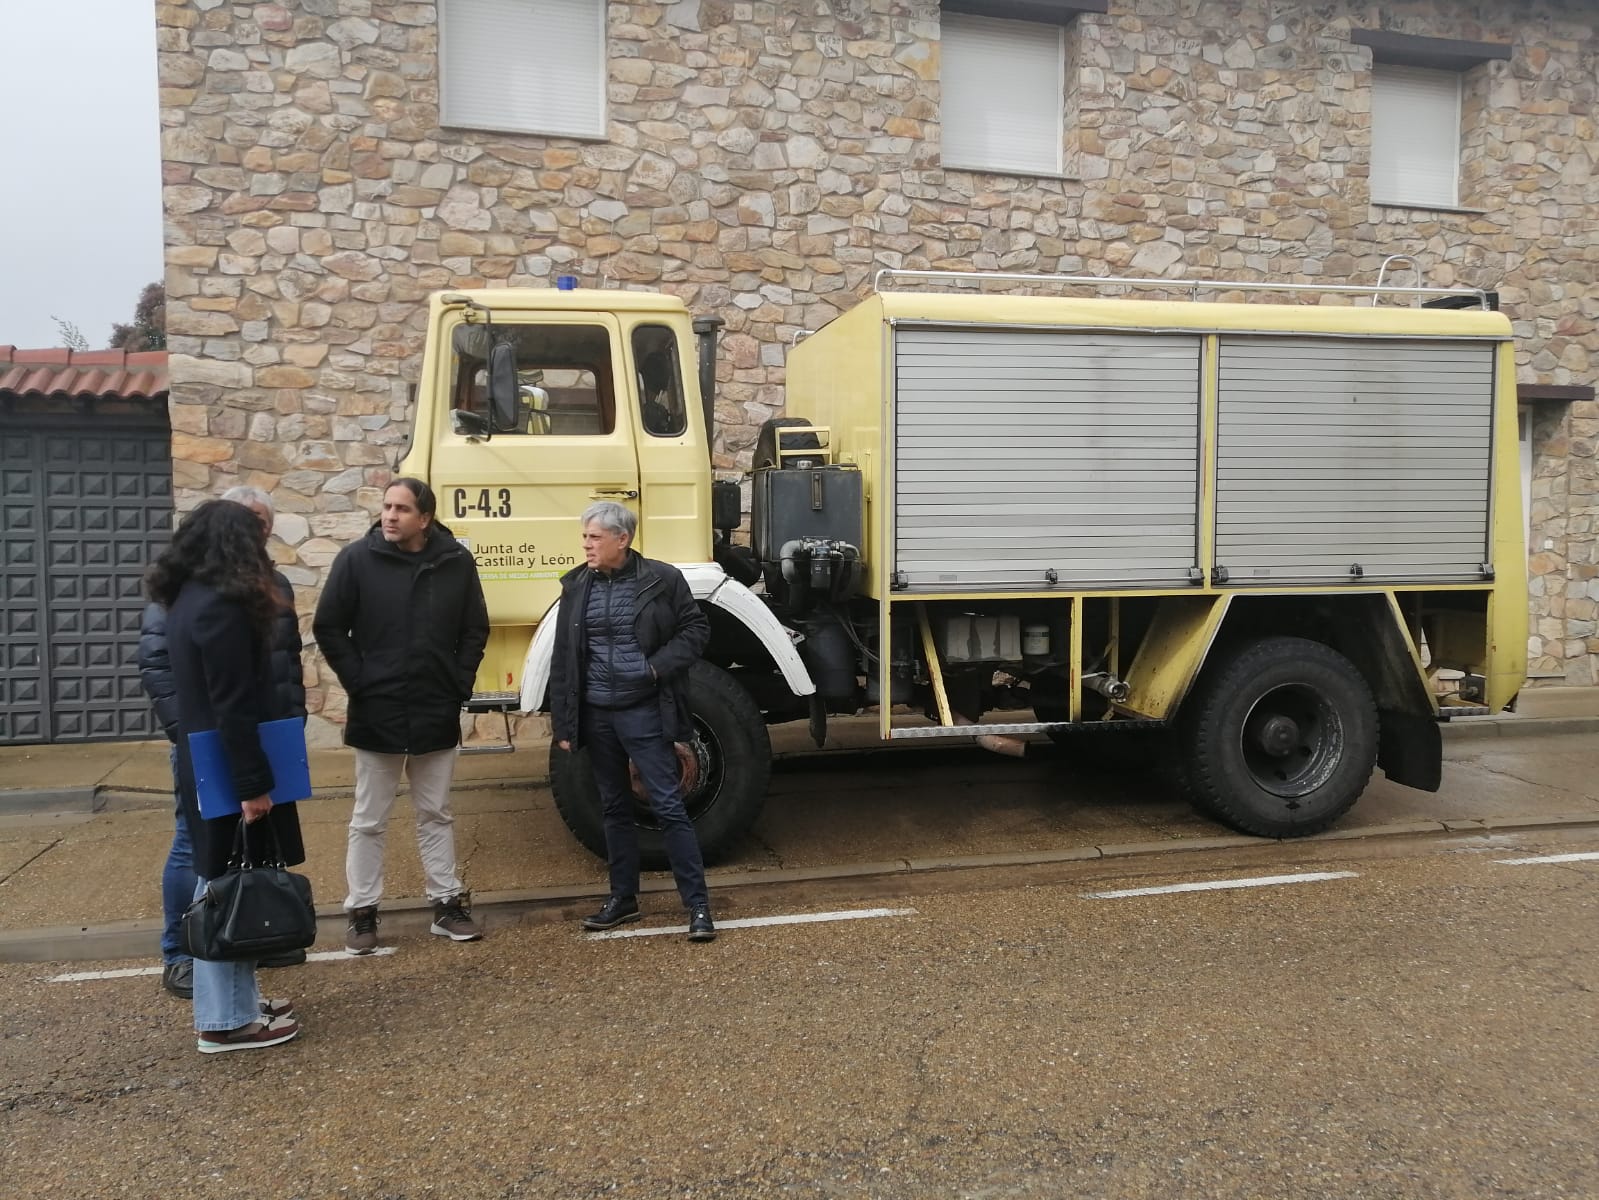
[397,287,714,702]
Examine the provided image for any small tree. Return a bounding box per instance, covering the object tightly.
[109,282,166,351]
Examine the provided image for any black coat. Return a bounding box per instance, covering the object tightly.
[166,580,305,881]
[139,573,305,743]
[312,521,490,756]
[549,551,710,749]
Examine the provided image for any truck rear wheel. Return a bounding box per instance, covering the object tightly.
[550,659,772,869]
[1178,636,1377,837]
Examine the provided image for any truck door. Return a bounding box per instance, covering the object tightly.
[430,314,640,628]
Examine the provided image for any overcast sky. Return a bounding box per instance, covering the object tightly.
[0,1,163,352]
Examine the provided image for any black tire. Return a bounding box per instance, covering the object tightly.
[1178,636,1377,838]
[550,659,772,868]
[752,417,820,469]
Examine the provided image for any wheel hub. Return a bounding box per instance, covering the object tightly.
[1238,682,1345,800]
[1255,714,1301,757]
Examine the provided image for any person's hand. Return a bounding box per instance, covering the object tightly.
[240,795,273,823]
[558,740,571,752]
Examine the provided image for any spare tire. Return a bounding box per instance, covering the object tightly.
[752,416,820,470]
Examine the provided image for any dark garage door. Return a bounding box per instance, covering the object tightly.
[1,424,172,744]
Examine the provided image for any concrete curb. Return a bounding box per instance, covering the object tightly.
[8,810,1598,965]
[0,787,100,814]
[1441,714,1599,740]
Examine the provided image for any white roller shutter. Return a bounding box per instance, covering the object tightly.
[941,14,1064,175]
[1214,337,1495,584]
[1370,64,1460,208]
[440,0,606,138]
[892,328,1201,590]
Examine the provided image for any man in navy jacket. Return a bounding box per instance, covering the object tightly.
[550,501,716,941]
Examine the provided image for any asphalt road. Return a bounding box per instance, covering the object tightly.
[4,823,1596,1199]
[12,728,1599,951]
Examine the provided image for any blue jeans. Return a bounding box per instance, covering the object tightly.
[582,702,709,911]
[161,747,197,965]
[190,876,263,1031]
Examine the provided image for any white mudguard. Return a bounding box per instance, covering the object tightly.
[518,563,816,714]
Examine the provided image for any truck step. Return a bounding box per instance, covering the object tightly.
[891,722,1067,739]
[459,697,518,755]
[464,690,521,713]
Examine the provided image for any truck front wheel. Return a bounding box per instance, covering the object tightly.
[550,659,773,869]
[1178,636,1377,837]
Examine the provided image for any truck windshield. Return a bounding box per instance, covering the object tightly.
[451,323,616,436]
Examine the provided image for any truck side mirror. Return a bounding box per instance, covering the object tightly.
[488,341,519,433]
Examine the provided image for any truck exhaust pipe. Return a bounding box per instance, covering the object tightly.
[692,315,724,455]
[954,713,1027,758]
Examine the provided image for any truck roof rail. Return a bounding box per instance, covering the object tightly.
[871,268,1494,310]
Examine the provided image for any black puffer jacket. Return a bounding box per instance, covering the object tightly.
[549,551,709,750]
[312,521,489,756]
[139,573,305,743]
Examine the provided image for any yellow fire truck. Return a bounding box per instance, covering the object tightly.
[397,268,1527,865]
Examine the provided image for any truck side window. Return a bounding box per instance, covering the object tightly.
[633,325,687,438]
[449,323,617,436]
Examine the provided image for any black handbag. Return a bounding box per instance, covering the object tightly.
[180,820,317,962]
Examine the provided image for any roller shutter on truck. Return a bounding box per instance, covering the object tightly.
[892,328,1202,590]
[1214,337,1495,584]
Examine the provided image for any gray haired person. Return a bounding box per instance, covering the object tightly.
[548,502,717,940]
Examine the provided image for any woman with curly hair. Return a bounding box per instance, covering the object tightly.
[146,499,308,1053]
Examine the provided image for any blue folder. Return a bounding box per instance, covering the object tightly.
[189,718,312,818]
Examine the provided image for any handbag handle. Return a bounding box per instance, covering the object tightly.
[227,813,290,871]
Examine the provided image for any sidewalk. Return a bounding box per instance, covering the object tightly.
[6,696,1599,812]
[4,707,1599,964]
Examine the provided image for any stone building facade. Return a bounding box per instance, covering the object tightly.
[156,0,1598,719]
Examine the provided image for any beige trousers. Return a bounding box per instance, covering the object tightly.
[344,747,463,909]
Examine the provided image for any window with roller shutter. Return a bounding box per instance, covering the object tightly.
[439,0,606,139]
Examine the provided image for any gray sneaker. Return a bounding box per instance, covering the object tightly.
[430,892,483,942]
[345,905,380,955]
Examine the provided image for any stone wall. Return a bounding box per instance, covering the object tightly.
[157,0,1599,709]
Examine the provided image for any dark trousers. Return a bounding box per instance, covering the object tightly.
[582,701,709,911]
[161,746,197,964]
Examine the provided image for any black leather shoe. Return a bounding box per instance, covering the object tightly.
[688,909,716,942]
[162,959,194,999]
[258,948,307,969]
[582,896,641,931]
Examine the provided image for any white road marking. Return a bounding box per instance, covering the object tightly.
[585,906,918,940]
[49,966,164,983]
[1083,870,1359,900]
[1494,851,1599,865]
[47,946,395,983]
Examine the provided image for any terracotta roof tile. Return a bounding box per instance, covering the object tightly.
[0,346,169,402]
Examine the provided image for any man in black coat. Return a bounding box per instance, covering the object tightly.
[313,478,490,953]
[550,501,716,941]
[139,487,307,999]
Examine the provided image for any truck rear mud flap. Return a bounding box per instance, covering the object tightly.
[1377,708,1442,792]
